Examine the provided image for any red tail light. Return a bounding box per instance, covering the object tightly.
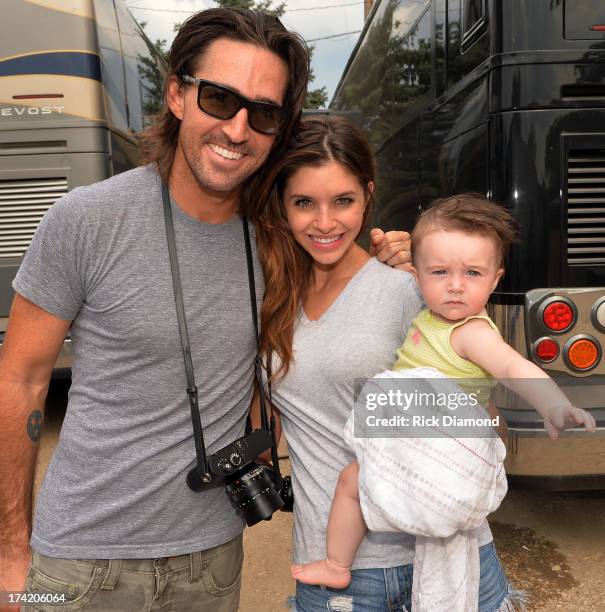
[542,300,575,332]
[13,94,64,100]
[534,338,559,363]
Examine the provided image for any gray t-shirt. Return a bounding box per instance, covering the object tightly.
[13,165,263,558]
[271,258,493,569]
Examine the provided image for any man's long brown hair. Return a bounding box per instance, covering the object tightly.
[139,8,309,216]
[255,116,375,379]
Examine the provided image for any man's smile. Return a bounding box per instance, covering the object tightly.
[208,143,246,161]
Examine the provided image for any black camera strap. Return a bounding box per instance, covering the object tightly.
[161,182,283,488]
[242,219,284,492]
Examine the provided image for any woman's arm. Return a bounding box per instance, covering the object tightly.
[248,389,283,463]
[451,319,596,438]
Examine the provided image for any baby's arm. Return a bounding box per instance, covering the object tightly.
[451,319,596,439]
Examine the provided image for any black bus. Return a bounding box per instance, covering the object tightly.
[331,0,605,484]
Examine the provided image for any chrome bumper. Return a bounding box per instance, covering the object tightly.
[488,300,605,479]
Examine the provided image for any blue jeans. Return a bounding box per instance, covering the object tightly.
[292,542,524,612]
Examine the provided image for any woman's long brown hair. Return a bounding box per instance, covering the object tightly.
[255,116,375,380]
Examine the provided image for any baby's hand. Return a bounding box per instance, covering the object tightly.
[543,405,597,439]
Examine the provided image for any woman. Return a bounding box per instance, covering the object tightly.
[254,116,519,611]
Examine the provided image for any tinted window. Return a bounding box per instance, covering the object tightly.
[391,4,432,129]
[93,0,128,132]
[447,0,462,87]
[447,0,488,87]
[434,0,446,96]
[331,0,398,149]
[115,1,165,131]
[332,0,431,149]
[463,0,484,36]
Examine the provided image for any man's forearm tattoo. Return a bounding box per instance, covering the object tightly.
[27,410,43,442]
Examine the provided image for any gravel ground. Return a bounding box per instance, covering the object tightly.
[490,489,605,612]
[240,483,605,612]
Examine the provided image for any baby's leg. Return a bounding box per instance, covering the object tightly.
[291,461,367,588]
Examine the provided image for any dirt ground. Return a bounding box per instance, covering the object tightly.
[35,396,605,612]
[240,469,605,612]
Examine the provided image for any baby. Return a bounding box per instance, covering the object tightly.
[292,195,596,610]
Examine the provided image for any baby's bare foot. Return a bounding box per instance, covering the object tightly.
[291,558,351,589]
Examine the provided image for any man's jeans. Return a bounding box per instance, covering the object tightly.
[21,534,243,612]
[292,542,526,612]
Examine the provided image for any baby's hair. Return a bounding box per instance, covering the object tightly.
[412,194,518,267]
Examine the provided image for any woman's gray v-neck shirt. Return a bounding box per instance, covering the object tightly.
[271,257,494,569]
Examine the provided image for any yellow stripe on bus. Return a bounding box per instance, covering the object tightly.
[0,74,105,122]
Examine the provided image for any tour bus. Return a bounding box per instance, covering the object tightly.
[331,0,605,485]
[0,0,165,376]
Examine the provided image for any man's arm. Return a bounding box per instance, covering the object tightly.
[0,294,71,595]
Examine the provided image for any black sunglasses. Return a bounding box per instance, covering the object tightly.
[181,75,285,136]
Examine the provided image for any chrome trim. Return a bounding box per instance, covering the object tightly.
[592,296,605,332]
[53,338,73,371]
[525,288,605,376]
[486,302,527,357]
[489,294,605,411]
[506,426,605,438]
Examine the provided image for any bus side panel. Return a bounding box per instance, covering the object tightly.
[419,107,489,207]
[109,131,140,176]
[373,121,420,235]
[0,148,110,317]
[490,109,605,293]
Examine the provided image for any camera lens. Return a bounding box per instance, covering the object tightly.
[225,463,284,526]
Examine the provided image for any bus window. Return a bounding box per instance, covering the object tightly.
[434,0,446,97]
[391,2,432,133]
[447,0,489,88]
[116,1,143,132]
[115,1,165,132]
[331,0,398,148]
[93,0,128,133]
[463,0,484,40]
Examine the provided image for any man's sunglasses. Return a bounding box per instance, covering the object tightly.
[181,75,285,136]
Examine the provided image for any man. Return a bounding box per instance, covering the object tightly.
[0,9,410,611]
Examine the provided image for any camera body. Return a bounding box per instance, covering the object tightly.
[211,429,272,479]
[187,428,293,526]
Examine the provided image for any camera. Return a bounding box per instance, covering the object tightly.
[187,429,293,526]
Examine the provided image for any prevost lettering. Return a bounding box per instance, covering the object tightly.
[0,106,65,117]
